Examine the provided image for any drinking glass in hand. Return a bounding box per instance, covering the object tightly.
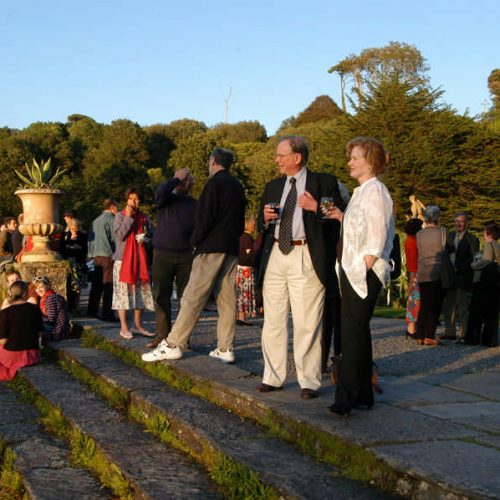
[320,197,335,219]
[268,202,281,224]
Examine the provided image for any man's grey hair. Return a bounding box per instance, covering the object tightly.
[455,211,470,221]
[278,135,309,167]
[424,205,441,224]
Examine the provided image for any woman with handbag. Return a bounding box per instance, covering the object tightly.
[112,187,155,340]
[415,205,452,346]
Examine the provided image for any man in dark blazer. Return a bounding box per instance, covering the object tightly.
[442,212,479,342]
[142,148,246,364]
[256,135,344,399]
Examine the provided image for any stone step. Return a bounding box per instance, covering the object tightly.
[55,340,388,499]
[77,324,491,499]
[0,383,107,499]
[16,362,218,499]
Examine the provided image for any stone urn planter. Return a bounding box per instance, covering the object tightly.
[14,158,66,263]
[15,188,64,262]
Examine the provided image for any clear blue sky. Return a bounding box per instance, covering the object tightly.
[1,0,498,135]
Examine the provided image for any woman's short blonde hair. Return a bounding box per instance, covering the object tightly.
[68,218,81,231]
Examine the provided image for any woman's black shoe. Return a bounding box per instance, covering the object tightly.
[405,330,416,338]
[328,403,351,416]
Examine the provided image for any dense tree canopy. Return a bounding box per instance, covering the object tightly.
[0,42,497,237]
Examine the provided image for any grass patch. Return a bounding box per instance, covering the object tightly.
[130,402,279,499]
[9,375,132,498]
[59,357,129,411]
[262,409,399,491]
[80,329,408,496]
[0,439,25,500]
[81,331,215,401]
[210,451,279,500]
[59,346,281,499]
[374,306,406,319]
[70,431,131,498]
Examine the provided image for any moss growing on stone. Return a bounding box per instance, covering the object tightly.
[262,409,400,490]
[70,430,132,498]
[10,375,132,498]
[58,348,281,499]
[78,329,409,496]
[0,440,25,500]
[59,357,129,411]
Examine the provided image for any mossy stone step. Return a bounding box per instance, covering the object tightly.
[0,383,107,499]
[57,342,388,499]
[18,363,218,499]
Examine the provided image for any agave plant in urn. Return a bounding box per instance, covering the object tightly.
[15,158,67,262]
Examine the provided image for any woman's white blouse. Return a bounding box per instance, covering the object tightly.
[342,177,394,298]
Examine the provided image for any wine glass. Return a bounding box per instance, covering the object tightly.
[268,202,281,224]
[320,197,335,219]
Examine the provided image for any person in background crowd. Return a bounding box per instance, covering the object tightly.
[323,137,394,415]
[112,188,155,339]
[11,213,24,259]
[0,280,43,381]
[33,276,70,342]
[403,218,423,338]
[63,210,75,233]
[236,216,257,326]
[0,217,17,264]
[465,223,500,347]
[87,198,119,321]
[415,206,451,347]
[442,212,479,343]
[142,147,246,364]
[256,135,343,400]
[61,218,88,313]
[148,167,197,349]
[1,270,37,309]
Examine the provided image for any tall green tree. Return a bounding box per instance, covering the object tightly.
[212,121,267,143]
[79,119,152,221]
[328,41,429,111]
[351,77,477,227]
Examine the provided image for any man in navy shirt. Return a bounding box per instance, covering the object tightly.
[147,168,197,348]
[142,148,246,364]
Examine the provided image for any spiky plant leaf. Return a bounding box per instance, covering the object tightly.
[16,157,66,188]
[14,170,36,188]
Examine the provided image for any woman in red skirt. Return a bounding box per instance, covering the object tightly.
[0,281,43,381]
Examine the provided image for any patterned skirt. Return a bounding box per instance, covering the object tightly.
[112,260,155,311]
[405,278,420,324]
[237,265,256,317]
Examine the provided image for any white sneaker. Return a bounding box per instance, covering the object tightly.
[209,348,235,364]
[141,340,182,362]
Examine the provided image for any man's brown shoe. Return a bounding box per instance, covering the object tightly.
[301,388,319,400]
[423,338,441,346]
[256,383,283,393]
